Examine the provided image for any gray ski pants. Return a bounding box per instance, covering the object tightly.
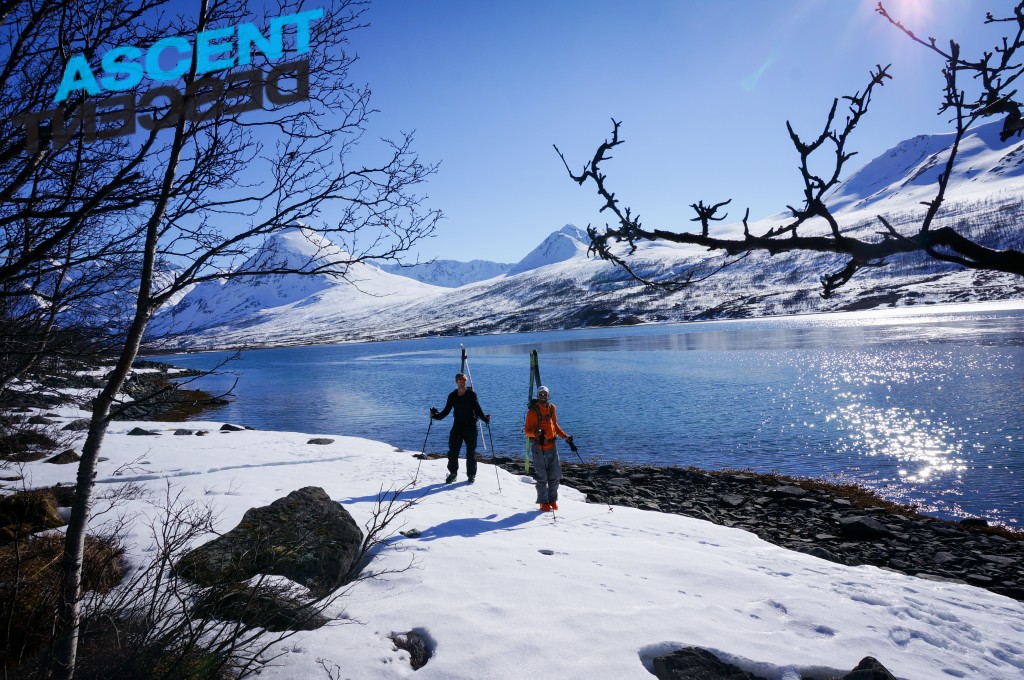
[533,445,561,504]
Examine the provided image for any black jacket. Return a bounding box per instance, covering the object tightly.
[433,388,486,428]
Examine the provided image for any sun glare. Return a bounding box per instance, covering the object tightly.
[883,0,936,27]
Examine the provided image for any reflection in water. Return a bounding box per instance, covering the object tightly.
[157,306,1024,527]
[832,402,967,482]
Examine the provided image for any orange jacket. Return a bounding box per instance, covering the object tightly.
[524,401,567,451]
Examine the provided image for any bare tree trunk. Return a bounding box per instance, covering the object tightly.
[48,0,206,669]
[49,311,150,678]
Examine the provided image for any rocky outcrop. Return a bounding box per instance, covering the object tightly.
[651,648,895,680]
[497,460,1024,602]
[653,647,765,679]
[390,630,432,670]
[175,486,363,597]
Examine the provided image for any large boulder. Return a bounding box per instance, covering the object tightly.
[176,487,363,597]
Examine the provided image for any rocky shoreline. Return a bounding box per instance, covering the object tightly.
[496,459,1024,603]
[3,359,225,421]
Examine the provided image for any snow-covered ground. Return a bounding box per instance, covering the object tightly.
[16,408,1024,680]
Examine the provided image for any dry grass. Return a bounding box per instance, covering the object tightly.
[0,533,127,672]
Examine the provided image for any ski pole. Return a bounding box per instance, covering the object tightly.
[461,343,487,450]
[416,415,433,484]
[566,436,584,463]
[486,420,501,493]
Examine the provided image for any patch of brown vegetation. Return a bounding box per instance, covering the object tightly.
[0,533,127,671]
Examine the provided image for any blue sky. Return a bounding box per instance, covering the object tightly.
[344,0,1019,263]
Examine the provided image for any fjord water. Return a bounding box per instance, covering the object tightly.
[158,305,1024,527]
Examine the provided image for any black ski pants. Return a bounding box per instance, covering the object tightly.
[447,424,478,477]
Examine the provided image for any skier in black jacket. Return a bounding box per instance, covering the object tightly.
[430,373,490,484]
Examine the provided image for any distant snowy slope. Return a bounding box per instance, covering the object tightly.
[381,258,513,287]
[146,228,445,341]
[827,119,1024,212]
[507,224,590,275]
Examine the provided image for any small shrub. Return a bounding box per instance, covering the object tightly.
[0,431,58,461]
[0,490,65,543]
[0,533,127,673]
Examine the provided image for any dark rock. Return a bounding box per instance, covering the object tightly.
[175,487,363,597]
[307,438,334,445]
[842,655,897,679]
[174,429,195,436]
[46,450,81,464]
[770,485,808,498]
[652,647,767,680]
[62,418,91,431]
[838,516,892,539]
[798,545,838,562]
[391,630,431,670]
[127,427,159,436]
[652,649,896,680]
[220,423,245,431]
[719,494,746,508]
[27,415,56,425]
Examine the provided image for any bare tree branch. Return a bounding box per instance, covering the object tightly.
[558,4,1024,299]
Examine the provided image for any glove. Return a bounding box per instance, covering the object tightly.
[566,435,578,453]
[430,407,439,419]
[483,414,491,423]
[536,429,546,445]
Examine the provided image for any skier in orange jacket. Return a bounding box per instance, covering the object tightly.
[524,385,573,512]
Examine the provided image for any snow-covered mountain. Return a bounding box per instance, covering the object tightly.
[147,228,447,345]
[507,224,590,275]
[145,121,1024,351]
[380,258,513,287]
[826,119,1024,212]
[376,224,586,287]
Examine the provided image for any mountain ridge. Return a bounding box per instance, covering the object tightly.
[145,122,1024,351]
